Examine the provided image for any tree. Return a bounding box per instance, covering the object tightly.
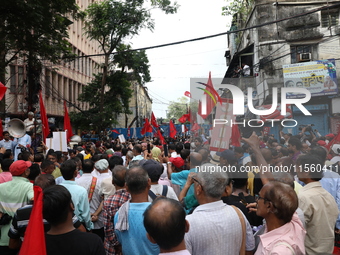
[0,0,79,111]
[83,0,178,114]
[71,47,151,131]
[167,97,198,123]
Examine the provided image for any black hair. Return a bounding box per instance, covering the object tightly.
[288,137,302,150]
[125,166,149,194]
[19,151,32,161]
[184,143,190,150]
[3,131,9,136]
[34,153,45,163]
[296,154,324,181]
[91,154,102,162]
[108,155,124,170]
[28,163,41,182]
[310,146,327,163]
[75,153,84,163]
[43,185,72,225]
[122,148,128,156]
[41,159,55,172]
[133,145,142,154]
[180,149,190,160]
[1,158,13,171]
[34,174,55,190]
[115,144,122,151]
[234,147,244,154]
[144,197,186,250]
[112,165,127,187]
[280,147,289,157]
[82,159,94,173]
[3,149,12,159]
[168,144,175,151]
[60,160,77,180]
[175,143,183,154]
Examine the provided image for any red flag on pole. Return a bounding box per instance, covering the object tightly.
[19,186,46,255]
[0,82,7,101]
[151,112,159,128]
[178,113,190,124]
[112,129,120,134]
[39,92,49,141]
[64,101,73,142]
[197,72,222,119]
[141,118,152,135]
[230,124,241,147]
[157,128,166,145]
[169,120,177,138]
[184,91,192,98]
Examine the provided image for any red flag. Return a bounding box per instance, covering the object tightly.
[151,112,159,128]
[0,82,7,101]
[63,101,73,142]
[184,91,192,98]
[178,113,190,124]
[39,92,50,140]
[112,129,120,134]
[141,118,152,135]
[157,128,166,145]
[169,120,177,138]
[197,72,222,119]
[230,124,241,147]
[19,186,46,255]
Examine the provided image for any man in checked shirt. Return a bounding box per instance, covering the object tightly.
[103,165,130,255]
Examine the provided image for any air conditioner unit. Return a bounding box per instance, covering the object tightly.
[298,53,311,62]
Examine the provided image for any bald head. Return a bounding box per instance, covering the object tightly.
[112,165,127,187]
[190,152,202,168]
[125,166,149,194]
[144,197,187,251]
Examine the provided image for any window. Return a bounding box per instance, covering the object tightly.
[291,45,313,64]
[321,9,339,27]
[10,65,25,93]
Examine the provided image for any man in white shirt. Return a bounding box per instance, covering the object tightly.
[0,131,15,152]
[184,165,255,255]
[23,112,35,132]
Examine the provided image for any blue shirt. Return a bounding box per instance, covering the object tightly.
[171,168,197,197]
[114,202,159,255]
[320,170,340,229]
[59,180,93,230]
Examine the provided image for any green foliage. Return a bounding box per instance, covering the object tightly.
[167,97,198,122]
[71,72,133,130]
[222,0,253,17]
[0,0,79,68]
[114,44,151,84]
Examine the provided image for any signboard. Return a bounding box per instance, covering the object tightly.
[283,59,338,98]
[209,98,234,152]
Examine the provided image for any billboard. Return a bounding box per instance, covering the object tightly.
[283,59,338,98]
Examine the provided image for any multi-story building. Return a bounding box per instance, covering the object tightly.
[224,0,340,136]
[5,0,104,128]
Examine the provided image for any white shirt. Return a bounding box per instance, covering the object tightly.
[24,118,35,131]
[243,65,250,76]
[330,156,340,164]
[185,200,255,255]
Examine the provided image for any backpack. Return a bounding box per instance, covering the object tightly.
[148,185,168,201]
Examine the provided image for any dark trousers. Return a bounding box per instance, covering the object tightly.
[0,246,19,255]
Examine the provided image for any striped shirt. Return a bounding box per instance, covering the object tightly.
[0,176,33,246]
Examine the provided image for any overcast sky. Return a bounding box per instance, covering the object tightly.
[130,0,232,118]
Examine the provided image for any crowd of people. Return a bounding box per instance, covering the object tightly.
[0,124,339,255]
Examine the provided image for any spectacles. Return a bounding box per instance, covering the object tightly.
[255,195,271,203]
[192,177,204,191]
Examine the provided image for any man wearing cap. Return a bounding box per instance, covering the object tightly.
[0,160,33,254]
[140,159,178,202]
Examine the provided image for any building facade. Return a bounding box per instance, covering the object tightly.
[225,0,340,136]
